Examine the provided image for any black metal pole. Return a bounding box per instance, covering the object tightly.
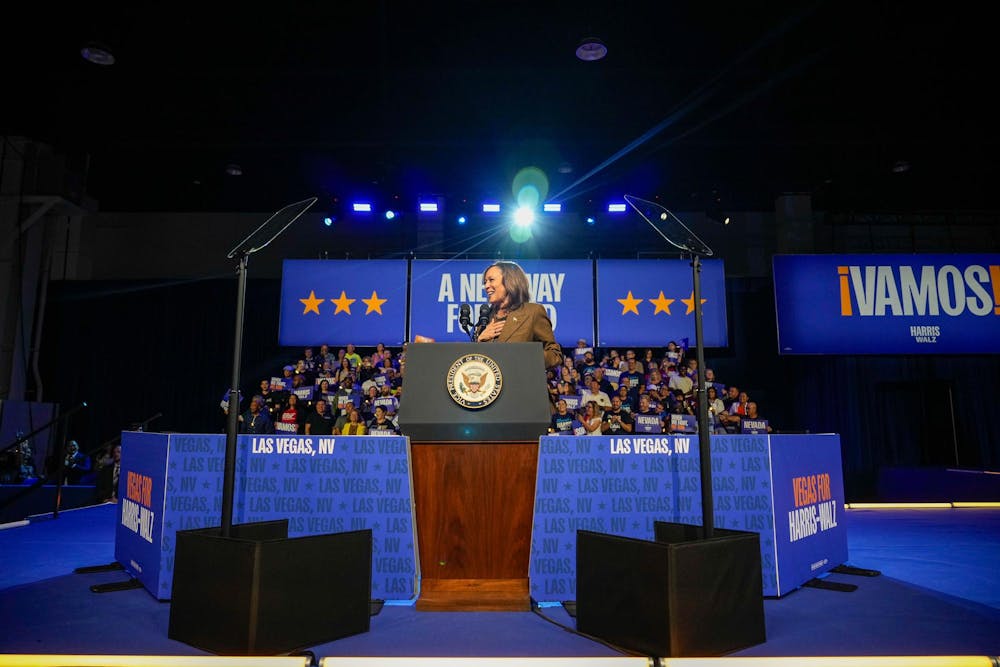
[221,252,249,537]
[692,254,714,537]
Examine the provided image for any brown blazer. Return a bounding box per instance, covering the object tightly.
[490,302,564,368]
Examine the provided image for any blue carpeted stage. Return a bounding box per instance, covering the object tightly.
[1,502,998,658]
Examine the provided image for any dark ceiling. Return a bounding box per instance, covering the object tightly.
[3,2,995,215]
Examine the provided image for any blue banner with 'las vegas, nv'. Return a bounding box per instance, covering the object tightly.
[408,259,594,345]
[773,254,1000,354]
[596,259,728,347]
[115,432,418,601]
[279,260,408,346]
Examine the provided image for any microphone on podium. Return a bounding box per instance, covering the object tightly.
[475,304,492,340]
[458,303,473,340]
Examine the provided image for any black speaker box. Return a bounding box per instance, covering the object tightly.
[576,522,766,657]
[168,520,371,655]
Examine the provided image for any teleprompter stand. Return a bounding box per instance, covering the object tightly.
[573,196,765,657]
[166,198,373,654]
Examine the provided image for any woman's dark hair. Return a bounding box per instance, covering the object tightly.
[484,260,531,312]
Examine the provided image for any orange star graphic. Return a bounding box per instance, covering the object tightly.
[299,290,324,315]
[681,291,707,315]
[331,290,356,315]
[617,291,643,315]
[362,290,388,315]
[649,291,675,315]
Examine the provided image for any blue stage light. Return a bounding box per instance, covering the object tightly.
[482,203,501,213]
[385,210,396,220]
[586,216,596,225]
[419,202,439,212]
[323,217,334,226]
[543,203,562,212]
[607,203,627,213]
[457,215,467,225]
[352,202,372,212]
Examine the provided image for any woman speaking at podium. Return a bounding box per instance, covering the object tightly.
[476,260,563,368]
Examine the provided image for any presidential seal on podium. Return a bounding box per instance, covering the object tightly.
[446,353,503,409]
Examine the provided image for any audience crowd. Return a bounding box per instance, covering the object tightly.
[230,339,773,438]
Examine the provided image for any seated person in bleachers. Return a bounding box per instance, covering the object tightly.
[668,390,695,416]
[624,349,643,375]
[341,408,367,435]
[580,376,612,410]
[278,365,295,390]
[579,401,604,435]
[333,359,353,386]
[719,390,749,434]
[344,343,362,369]
[703,367,725,394]
[645,368,668,403]
[304,398,335,436]
[619,358,644,398]
[576,349,598,377]
[360,385,380,421]
[616,385,635,414]
[239,395,274,435]
[705,386,728,434]
[590,366,614,396]
[572,338,593,365]
[642,348,659,373]
[383,366,402,391]
[357,356,377,384]
[683,358,698,381]
[667,364,694,397]
[316,379,334,402]
[374,384,400,415]
[664,340,683,366]
[558,355,576,383]
[302,347,318,376]
[319,343,335,368]
[601,395,633,434]
[549,399,575,434]
[368,405,400,435]
[276,393,303,434]
[743,401,773,433]
[722,385,740,411]
[632,394,665,434]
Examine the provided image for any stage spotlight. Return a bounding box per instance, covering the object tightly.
[352,203,372,213]
[585,216,596,226]
[323,217,334,227]
[707,209,731,226]
[607,203,627,213]
[513,206,535,228]
[482,203,501,213]
[457,215,467,225]
[384,210,397,220]
[543,203,562,212]
[419,202,439,212]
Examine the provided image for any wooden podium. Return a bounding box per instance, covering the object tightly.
[398,342,550,611]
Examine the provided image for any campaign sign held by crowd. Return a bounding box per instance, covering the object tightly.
[278,260,408,346]
[596,259,728,347]
[773,253,1000,354]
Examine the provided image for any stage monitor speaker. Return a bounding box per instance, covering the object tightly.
[168,520,371,655]
[576,524,765,657]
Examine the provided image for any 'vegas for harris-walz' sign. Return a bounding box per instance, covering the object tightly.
[773,254,1000,354]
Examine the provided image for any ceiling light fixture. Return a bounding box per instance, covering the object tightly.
[80,42,115,65]
[575,37,607,61]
